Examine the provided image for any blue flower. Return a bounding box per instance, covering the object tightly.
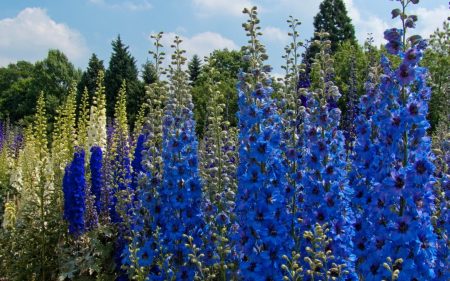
[137,241,154,267]
[352,10,438,278]
[235,80,291,280]
[404,47,422,65]
[90,146,103,214]
[396,63,416,85]
[63,149,86,236]
[131,134,146,191]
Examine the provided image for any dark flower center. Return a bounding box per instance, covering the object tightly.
[370,263,380,275]
[415,161,426,174]
[395,176,405,189]
[326,166,334,175]
[409,103,418,115]
[398,221,408,233]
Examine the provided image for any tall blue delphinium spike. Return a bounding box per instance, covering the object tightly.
[131,134,145,191]
[349,62,383,277]
[120,133,147,279]
[341,53,358,155]
[121,32,168,280]
[90,146,103,214]
[357,1,438,279]
[101,121,115,221]
[298,32,356,280]
[63,149,86,236]
[234,7,292,280]
[105,82,133,281]
[158,35,203,279]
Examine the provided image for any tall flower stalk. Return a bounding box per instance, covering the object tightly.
[355,1,438,279]
[63,149,86,236]
[298,32,355,280]
[157,35,204,279]
[198,57,238,279]
[234,7,292,280]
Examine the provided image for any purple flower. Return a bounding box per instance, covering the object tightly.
[384,28,403,42]
[386,41,403,55]
[396,63,416,85]
[404,48,422,65]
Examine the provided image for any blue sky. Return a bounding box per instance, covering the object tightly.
[0,0,447,75]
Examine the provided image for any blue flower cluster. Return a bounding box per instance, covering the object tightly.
[63,149,86,236]
[157,70,204,278]
[353,23,439,280]
[53,2,446,279]
[90,146,103,215]
[299,73,356,279]
[235,74,292,280]
[131,134,145,191]
[349,64,382,274]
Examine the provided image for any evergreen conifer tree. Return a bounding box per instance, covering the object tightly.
[188,54,202,86]
[78,53,105,105]
[105,35,141,124]
[305,0,356,64]
[141,61,158,85]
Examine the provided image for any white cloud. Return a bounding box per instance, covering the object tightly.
[192,0,254,17]
[343,0,389,46]
[412,6,448,39]
[271,0,321,17]
[89,0,152,11]
[263,26,289,44]
[0,8,89,66]
[357,16,389,46]
[160,32,238,61]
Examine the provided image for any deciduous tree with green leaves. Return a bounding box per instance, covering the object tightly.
[422,21,449,132]
[191,49,249,136]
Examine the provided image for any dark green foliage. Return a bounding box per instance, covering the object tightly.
[0,61,35,124]
[422,21,450,132]
[141,61,158,85]
[191,49,249,136]
[105,36,142,124]
[305,0,356,64]
[32,50,82,123]
[58,225,116,281]
[188,54,202,86]
[78,53,105,105]
[0,50,80,126]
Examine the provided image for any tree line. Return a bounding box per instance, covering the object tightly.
[0,0,447,135]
